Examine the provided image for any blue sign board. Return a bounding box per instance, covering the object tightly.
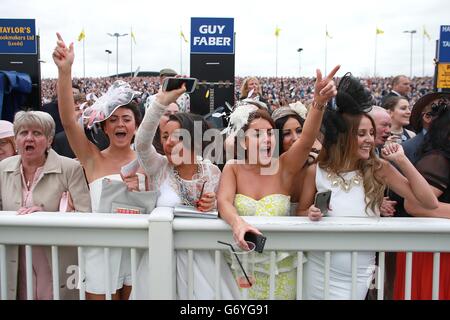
[191,17,234,54]
[0,19,37,54]
[439,25,450,63]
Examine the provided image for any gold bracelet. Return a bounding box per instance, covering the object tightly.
[312,101,326,111]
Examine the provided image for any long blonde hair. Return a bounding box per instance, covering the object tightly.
[239,77,262,99]
[317,113,385,215]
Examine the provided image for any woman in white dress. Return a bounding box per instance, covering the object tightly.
[297,73,439,300]
[133,87,240,299]
[53,33,146,299]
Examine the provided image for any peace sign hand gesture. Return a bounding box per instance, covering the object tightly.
[52,32,74,72]
[314,65,340,107]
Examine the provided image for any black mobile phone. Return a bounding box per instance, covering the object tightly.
[162,77,197,93]
[244,232,266,253]
[314,190,332,215]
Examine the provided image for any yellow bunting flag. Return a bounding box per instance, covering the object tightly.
[205,89,210,98]
[326,29,332,39]
[376,28,384,35]
[131,31,136,44]
[78,29,85,42]
[423,27,431,40]
[275,27,281,37]
[180,30,188,43]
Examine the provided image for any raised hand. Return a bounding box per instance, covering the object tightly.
[155,83,186,107]
[314,65,340,106]
[52,32,74,71]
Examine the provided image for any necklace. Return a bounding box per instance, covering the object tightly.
[326,170,363,192]
[172,164,202,206]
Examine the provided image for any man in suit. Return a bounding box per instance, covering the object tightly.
[403,91,450,164]
[381,75,411,105]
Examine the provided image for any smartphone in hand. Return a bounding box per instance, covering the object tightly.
[314,190,332,216]
[162,77,197,93]
[244,232,266,253]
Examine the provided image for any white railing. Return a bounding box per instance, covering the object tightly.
[1,208,450,300]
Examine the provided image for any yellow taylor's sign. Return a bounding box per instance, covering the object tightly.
[437,63,450,89]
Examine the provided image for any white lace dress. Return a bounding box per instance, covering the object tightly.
[133,100,240,299]
[303,166,376,300]
[84,173,146,295]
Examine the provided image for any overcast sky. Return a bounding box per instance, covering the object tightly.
[2,0,449,79]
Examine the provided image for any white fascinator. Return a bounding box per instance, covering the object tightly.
[221,103,259,136]
[82,80,141,128]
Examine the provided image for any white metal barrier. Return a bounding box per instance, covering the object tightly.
[1,209,450,300]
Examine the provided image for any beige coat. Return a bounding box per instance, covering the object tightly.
[0,149,91,300]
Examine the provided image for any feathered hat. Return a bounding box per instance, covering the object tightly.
[321,72,375,148]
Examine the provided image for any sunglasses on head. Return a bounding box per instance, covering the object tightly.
[428,99,449,117]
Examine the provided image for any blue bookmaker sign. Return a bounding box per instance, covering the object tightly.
[0,19,37,54]
[191,17,234,54]
[439,25,450,63]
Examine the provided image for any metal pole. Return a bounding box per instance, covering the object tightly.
[116,35,119,78]
[131,30,133,77]
[374,34,378,77]
[180,29,183,75]
[297,48,303,78]
[422,32,425,77]
[324,30,328,76]
[275,36,278,78]
[83,39,85,78]
[299,51,301,77]
[410,32,413,78]
[403,30,416,78]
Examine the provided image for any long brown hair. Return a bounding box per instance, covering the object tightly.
[317,113,385,215]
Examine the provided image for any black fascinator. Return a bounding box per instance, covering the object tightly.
[322,72,374,148]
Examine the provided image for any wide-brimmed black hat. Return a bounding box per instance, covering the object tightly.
[410,92,450,132]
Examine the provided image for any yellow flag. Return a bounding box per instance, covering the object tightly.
[275,27,281,37]
[326,29,332,39]
[180,30,188,43]
[78,29,85,42]
[423,27,431,40]
[376,28,384,35]
[205,89,210,99]
[131,31,136,44]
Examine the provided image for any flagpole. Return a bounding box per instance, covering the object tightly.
[325,25,328,75]
[422,29,425,77]
[131,27,133,77]
[180,28,183,75]
[83,38,85,78]
[276,35,278,78]
[374,32,378,77]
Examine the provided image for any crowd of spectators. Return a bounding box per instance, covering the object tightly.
[41,75,434,108]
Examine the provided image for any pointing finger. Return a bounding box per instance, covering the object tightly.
[326,65,341,80]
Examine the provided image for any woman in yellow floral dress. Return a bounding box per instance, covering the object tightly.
[217,66,340,299]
